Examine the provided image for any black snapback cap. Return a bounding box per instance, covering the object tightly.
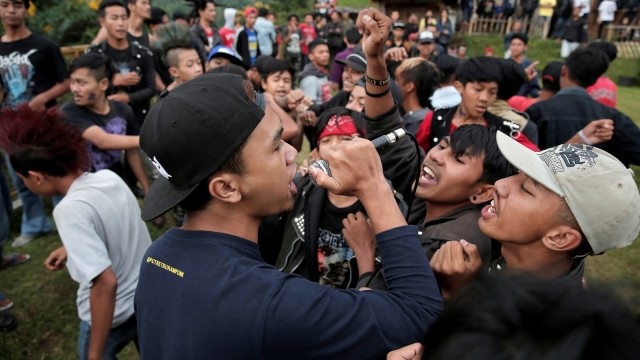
[140,73,266,221]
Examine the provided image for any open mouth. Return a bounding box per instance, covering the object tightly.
[418,163,438,186]
[481,199,497,218]
[288,179,298,195]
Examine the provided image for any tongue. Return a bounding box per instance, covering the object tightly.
[289,180,298,195]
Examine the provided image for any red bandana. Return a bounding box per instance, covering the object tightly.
[317,115,361,143]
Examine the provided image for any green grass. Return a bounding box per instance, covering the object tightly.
[459,34,640,84]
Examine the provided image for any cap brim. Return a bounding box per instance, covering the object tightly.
[419,40,434,44]
[335,59,366,73]
[141,176,199,222]
[208,53,248,69]
[496,132,564,197]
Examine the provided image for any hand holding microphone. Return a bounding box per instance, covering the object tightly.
[308,128,406,187]
[308,129,404,196]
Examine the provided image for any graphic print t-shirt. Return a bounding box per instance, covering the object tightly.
[62,101,139,172]
[317,199,363,288]
[246,29,258,65]
[0,34,67,108]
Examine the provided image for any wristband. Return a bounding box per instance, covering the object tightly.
[577,130,593,145]
[364,73,390,87]
[365,86,391,98]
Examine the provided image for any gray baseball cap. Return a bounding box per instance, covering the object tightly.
[496,131,640,254]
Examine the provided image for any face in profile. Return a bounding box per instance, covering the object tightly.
[479,172,565,245]
[233,97,299,217]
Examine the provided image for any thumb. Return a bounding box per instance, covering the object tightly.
[362,14,379,38]
[460,239,480,262]
[310,165,337,191]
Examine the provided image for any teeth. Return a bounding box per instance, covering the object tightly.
[423,166,436,180]
[490,200,494,206]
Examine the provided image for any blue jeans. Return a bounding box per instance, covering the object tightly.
[3,153,53,236]
[78,315,138,360]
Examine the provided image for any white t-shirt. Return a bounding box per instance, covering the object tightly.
[598,0,617,21]
[574,0,591,17]
[53,170,151,327]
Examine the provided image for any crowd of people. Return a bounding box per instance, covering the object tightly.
[0,0,639,358]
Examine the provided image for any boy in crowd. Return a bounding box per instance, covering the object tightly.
[351,125,517,289]
[206,45,245,70]
[62,53,149,194]
[188,0,221,66]
[254,8,276,57]
[302,46,367,124]
[299,39,331,105]
[258,59,306,148]
[394,57,440,134]
[154,22,203,91]
[507,33,540,98]
[0,0,69,247]
[88,0,156,128]
[430,131,640,300]
[0,105,151,359]
[235,7,260,69]
[526,47,640,166]
[92,0,152,48]
[415,57,539,153]
[329,27,362,90]
[278,14,303,75]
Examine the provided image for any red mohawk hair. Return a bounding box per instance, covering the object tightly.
[0,105,90,177]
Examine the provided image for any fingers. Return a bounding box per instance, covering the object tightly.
[430,241,469,275]
[309,164,340,192]
[460,239,482,273]
[44,254,62,271]
[355,8,376,35]
[362,14,382,43]
[387,343,423,360]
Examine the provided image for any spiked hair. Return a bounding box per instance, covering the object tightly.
[0,105,90,177]
[154,22,195,67]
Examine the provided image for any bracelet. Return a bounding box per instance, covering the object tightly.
[364,72,390,87]
[365,86,391,98]
[577,130,593,145]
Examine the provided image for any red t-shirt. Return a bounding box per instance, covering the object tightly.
[299,24,317,55]
[219,27,236,48]
[507,96,538,112]
[416,111,540,152]
[586,76,617,108]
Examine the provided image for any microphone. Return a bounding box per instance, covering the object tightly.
[371,128,406,150]
[307,129,406,185]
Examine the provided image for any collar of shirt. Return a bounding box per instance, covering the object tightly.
[557,86,590,97]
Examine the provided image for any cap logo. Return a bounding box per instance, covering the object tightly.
[151,156,172,179]
[539,144,599,174]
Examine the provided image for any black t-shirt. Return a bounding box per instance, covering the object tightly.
[105,45,140,78]
[0,34,67,108]
[127,31,150,49]
[62,101,139,172]
[316,198,363,288]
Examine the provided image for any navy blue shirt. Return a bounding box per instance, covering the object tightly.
[135,225,442,359]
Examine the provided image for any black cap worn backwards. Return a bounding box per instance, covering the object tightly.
[140,73,266,221]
